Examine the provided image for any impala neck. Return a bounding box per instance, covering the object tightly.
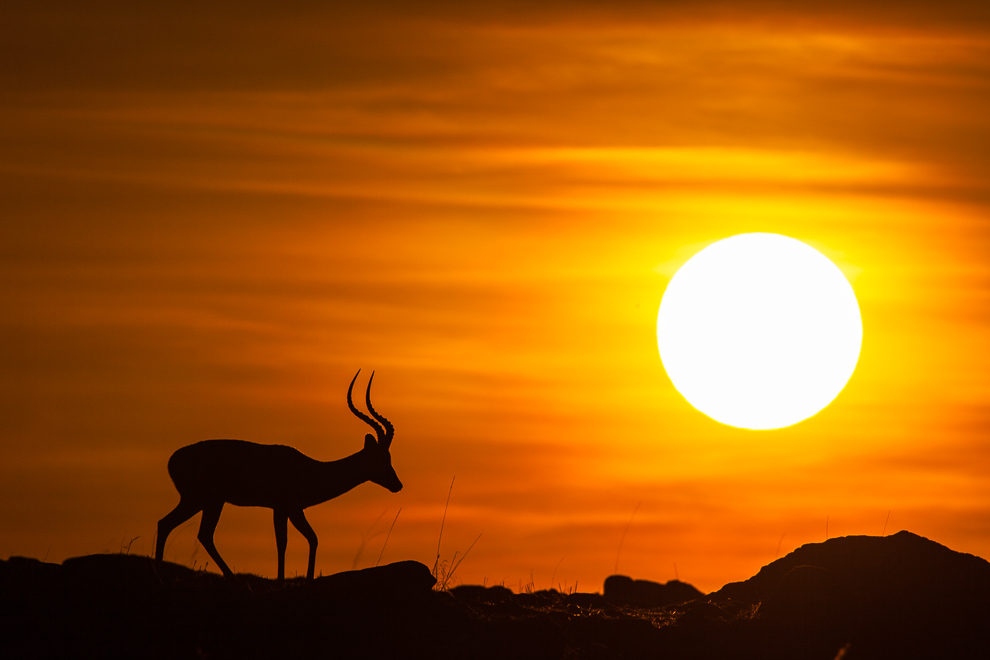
[308,449,371,506]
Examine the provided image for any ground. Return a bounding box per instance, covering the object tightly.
[3,531,988,659]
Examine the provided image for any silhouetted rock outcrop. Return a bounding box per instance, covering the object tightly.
[708,530,990,658]
[312,559,437,597]
[451,584,515,604]
[1,555,439,660]
[604,574,703,607]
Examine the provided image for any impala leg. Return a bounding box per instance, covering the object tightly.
[156,498,201,562]
[274,509,288,583]
[289,510,319,579]
[197,501,234,578]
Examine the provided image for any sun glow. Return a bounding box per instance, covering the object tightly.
[657,233,863,430]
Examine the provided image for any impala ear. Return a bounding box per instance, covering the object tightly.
[364,433,377,451]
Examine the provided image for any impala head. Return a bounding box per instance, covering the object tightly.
[348,370,402,493]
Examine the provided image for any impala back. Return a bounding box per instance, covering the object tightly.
[168,439,322,509]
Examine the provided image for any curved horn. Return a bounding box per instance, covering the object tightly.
[365,371,394,449]
[347,369,384,440]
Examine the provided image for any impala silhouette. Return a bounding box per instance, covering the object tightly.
[155,370,401,581]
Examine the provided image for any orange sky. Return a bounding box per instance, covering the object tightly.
[2,2,989,593]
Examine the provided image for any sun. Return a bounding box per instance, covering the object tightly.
[657,233,862,430]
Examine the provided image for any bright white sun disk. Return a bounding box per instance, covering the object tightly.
[657,233,862,430]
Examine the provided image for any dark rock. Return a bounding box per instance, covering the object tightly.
[566,591,607,610]
[64,553,164,597]
[311,559,436,599]
[756,564,851,622]
[451,584,515,603]
[2,555,64,596]
[604,574,704,607]
[710,531,990,658]
[568,614,664,658]
[532,588,566,603]
[515,590,562,608]
[1,557,67,658]
[715,530,990,607]
[674,600,729,629]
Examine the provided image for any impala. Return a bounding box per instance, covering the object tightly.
[155,370,401,581]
